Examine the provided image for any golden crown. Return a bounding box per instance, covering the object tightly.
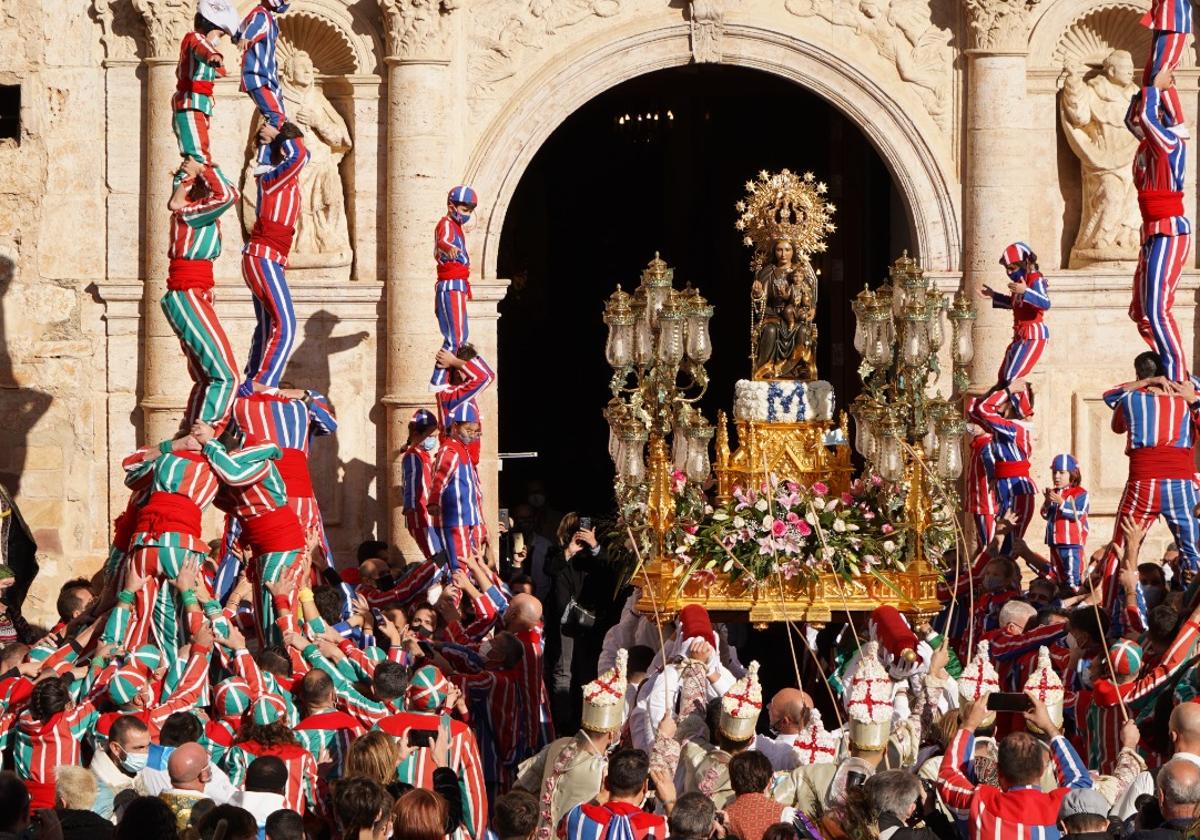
[735,169,836,270]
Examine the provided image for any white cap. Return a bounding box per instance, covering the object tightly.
[198,0,242,36]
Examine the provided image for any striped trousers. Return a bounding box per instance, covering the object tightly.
[431,279,470,389]
[172,109,212,164]
[1111,477,1200,573]
[1131,233,1191,381]
[247,85,286,166]
[241,254,296,390]
[973,512,996,554]
[1144,31,1188,124]
[1050,544,1085,592]
[404,510,444,561]
[437,522,484,571]
[161,288,238,434]
[253,548,301,646]
[126,544,206,654]
[996,482,1036,554]
[996,336,1047,386]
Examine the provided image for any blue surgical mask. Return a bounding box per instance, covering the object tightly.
[1006,266,1026,282]
[121,750,148,773]
[450,208,472,225]
[421,437,437,453]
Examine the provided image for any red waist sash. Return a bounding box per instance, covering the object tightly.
[249,217,295,259]
[135,492,203,541]
[994,460,1031,479]
[1129,446,1195,480]
[1139,190,1185,222]
[167,258,214,291]
[276,448,314,498]
[436,262,471,282]
[241,505,305,553]
[176,79,215,97]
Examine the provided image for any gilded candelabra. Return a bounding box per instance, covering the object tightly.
[603,254,715,552]
[849,252,976,562]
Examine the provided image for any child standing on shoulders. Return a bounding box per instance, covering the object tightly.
[172,0,241,164]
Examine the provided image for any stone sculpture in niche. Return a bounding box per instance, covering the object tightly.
[1059,49,1140,266]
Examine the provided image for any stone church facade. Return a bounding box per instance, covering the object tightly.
[0,0,1190,619]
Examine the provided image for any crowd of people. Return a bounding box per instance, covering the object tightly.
[9,0,1200,840]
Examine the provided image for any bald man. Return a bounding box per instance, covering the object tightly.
[1115,702,1200,819]
[160,742,224,831]
[1139,758,1200,838]
[754,689,812,771]
[504,592,543,632]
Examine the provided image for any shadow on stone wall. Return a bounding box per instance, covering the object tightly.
[0,254,52,500]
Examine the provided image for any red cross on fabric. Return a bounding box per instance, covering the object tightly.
[851,674,891,721]
[587,674,623,703]
[1026,670,1059,701]
[725,687,758,717]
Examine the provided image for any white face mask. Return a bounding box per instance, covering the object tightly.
[421,436,437,452]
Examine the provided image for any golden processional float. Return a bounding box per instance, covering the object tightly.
[603,170,978,625]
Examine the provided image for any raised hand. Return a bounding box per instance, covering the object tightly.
[190,421,215,446]
[282,630,309,651]
[216,624,247,652]
[171,557,200,593]
[123,566,146,595]
[192,621,215,649]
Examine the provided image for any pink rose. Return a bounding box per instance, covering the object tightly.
[772,519,788,537]
[841,492,854,505]
[812,482,829,496]
[797,521,813,537]
[882,523,894,534]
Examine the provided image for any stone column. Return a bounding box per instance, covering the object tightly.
[378,0,458,558]
[962,0,1041,390]
[133,0,195,443]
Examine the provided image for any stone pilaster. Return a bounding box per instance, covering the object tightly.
[132,0,195,443]
[963,0,1042,390]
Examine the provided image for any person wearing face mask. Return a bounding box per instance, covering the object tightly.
[431,185,479,391]
[979,242,1051,388]
[171,0,240,166]
[428,412,487,571]
[91,715,152,821]
[401,409,444,562]
[1041,454,1091,593]
[558,748,667,840]
[435,344,495,466]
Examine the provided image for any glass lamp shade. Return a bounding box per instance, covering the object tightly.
[952,324,974,365]
[686,312,713,362]
[671,427,690,472]
[647,284,671,326]
[657,307,686,365]
[618,430,648,482]
[684,424,714,482]
[633,318,654,365]
[867,334,894,367]
[889,282,906,317]
[921,416,939,460]
[879,432,905,482]
[605,322,634,367]
[926,293,945,351]
[851,403,876,462]
[936,415,966,479]
[853,319,867,354]
[900,320,925,368]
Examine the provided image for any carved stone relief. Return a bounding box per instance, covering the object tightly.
[130,0,193,57]
[690,0,726,64]
[91,0,143,61]
[784,0,953,130]
[377,0,459,61]
[964,0,1042,52]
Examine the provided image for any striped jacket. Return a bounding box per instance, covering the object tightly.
[224,740,318,814]
[168,165,238,262]
[1103,383,1200,451]
[986,271,1051,340]
[436,214,471,279]
[966,431,996,516]
[244,137,310,265]
[970,389,1036,495]
[938,729,1091,840]
[172,31,225,114]
[1042,485,1089,546]
[430,438,484,527]
[401,443,434,514]
[1142,0,1192,33]
[233,390,336,454]
[1129,86,1191,238]
[294,709,364,779]
[437,356,496,434]
[213,443,287,520]
[559,801,668,840]
[238,6,280,93]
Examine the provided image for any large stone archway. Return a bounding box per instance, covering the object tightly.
[464,21,963,281]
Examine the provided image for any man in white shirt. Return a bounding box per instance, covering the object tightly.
[754,688,812,771]
[231,755,289,833]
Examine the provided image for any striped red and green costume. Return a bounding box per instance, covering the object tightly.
[294,709,364,780]
[122,439,275,651]
[171,31,225,163]
[223,739,319,815]
[162,164,240,435]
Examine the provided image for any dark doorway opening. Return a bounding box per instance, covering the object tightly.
[496,64,911,518]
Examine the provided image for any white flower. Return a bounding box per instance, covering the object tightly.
[825,499,838,512]
[733,516,746,529]
[755,499,769,512]
[846,523,860,532]
[822,546,836,561]
[811,497,826,512]
[762,515,774,529]
[883,540,897,554]
[832,518,846,533]
[713,511,729,522]
[805,512,818,525]
[722,560,734,572]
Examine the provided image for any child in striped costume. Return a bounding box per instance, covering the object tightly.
[1041,453,1090,592]
[970,383,1038,552]
[171,0,239,164]
[429,409,486,570]
[965,414,997,554]
[1127,84,1192,381]
[238,0,289,164]
[1141,0,1191,128]
[437,346,496,466]
[980,242,1051,387]
[242,125,308,394]
[432,186,478,391]
[402,408,443,561]
[163,158,240,435]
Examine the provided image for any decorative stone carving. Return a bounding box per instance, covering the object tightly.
[690,0,725,64]
[469,0,625,96]
[784,0,953,130]
[240,49,354,271]
[92,0,143,61]
[130,0,193,57]
[964,0,1042,52]
[1059,50,1140,266]
[378,0,459,61]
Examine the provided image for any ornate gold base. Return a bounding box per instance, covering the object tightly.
[633,555,943,625]
[715,413,854,503]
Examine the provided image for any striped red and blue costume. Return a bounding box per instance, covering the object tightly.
[163,164,240,435]
[171,32,225,163]
[1104,381,1200,576]
[1141,1,1192,128]
[1087,617,1200,773]
[430,436,485,570]
[376,712,489,840]
[238,1,287,167]
[938,729,1091,840]
[989,243,1051,386]
[437,355,496,465]
[431,189,476,390]
[970,389,1038,549]
[1128,85,1192,381]
[966,423,997,554]
[559,802,668,840]
[401,441,442,561]
[122,440,274,650]
[241,137,308,392]
[216,391,338,599]
[1042,483,1090,591]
